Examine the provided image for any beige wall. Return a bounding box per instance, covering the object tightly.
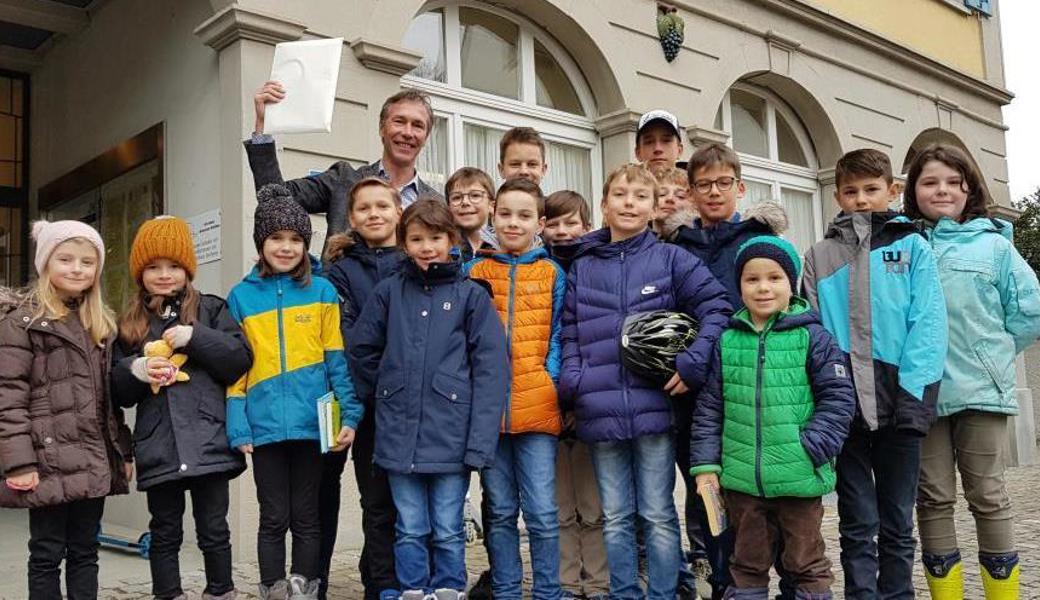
[29,0,227,294]
[804,0,986,78]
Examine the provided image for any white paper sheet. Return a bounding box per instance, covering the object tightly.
[264,37,343,135]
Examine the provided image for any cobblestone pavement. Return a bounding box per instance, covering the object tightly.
[62,461,1040,598]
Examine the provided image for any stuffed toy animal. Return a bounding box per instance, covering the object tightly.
[143,338,190,394]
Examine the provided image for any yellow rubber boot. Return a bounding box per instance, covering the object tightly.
[927,553,965,594]
[981,552,1020,600]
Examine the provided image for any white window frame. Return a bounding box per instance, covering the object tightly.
[402,1,602,214]
[718,83,824,244]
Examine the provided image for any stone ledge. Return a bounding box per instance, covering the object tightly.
[194,4,307,51]
[349,38,423,77]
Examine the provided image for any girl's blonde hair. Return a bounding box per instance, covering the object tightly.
[30,237,116,345]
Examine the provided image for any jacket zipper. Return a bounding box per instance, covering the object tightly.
[620,249,630,439]
[754,332,766,497]
[412,279,434,473]
[276,277,287,440]
[504,258,517,432]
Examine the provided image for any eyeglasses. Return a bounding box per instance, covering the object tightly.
[448,190,490,206]
[692,177,737,195]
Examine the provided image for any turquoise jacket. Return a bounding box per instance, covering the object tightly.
[923,217,1040,417]
[225,259,362,449]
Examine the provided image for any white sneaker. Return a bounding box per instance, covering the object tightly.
[287,574,319,600]
[400,590,426,600]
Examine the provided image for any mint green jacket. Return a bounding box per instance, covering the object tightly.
[923,217,1040,417]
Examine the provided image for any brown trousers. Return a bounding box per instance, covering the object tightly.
[725,490,834,594]
[917,411,1014,555]
[556,438,609,596]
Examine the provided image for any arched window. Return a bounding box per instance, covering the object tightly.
[402,2,600,200]
[714,84,821,252]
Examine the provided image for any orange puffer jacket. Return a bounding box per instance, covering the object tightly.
[466,247,565,435]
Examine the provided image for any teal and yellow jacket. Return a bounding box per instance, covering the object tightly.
[225,261,362,449]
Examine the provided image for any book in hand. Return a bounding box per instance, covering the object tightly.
[702,484,729,537]
[317,392,342,454]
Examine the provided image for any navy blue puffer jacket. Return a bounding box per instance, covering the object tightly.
[560,229,732,442]
[325,234,404,342]
[350,259,509,473]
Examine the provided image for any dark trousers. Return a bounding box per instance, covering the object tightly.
[318,412,399,600]
[725,491,833,595]
[28,497,105,600]
[254,440,323,586]
[836,426,921,600]
[146,474,234,598]
[676,401,733,598]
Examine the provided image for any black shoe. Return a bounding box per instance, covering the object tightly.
[468,570,493,600]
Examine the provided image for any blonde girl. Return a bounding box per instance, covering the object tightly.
[0,220,132,600]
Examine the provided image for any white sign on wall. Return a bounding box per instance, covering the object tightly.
[188,209,221,265]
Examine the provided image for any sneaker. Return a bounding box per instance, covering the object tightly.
[288,574,320,600]
[432,590,465,600]
[378,590,402,600]
[692,558,713,600]
[400,591,426,600]
[468,570,492,600]
[259,580,290,600]
[202,592,238,600]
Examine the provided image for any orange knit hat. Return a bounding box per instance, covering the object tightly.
[129,216,197,282]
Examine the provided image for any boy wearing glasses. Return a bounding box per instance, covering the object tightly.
[672,143,788,310]
[445,167,499,262]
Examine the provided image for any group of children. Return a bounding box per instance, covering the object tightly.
[0,112,1037,600]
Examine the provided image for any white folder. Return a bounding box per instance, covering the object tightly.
[264,37,344,135]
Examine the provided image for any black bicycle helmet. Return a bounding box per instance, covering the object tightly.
[620,310,700,381]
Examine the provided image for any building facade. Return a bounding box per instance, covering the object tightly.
[0,0,1024,556]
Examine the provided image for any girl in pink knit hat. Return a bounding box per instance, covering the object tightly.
[0,220,133,600]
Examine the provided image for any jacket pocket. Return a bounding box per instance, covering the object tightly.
[973,339,1014,395]
[375,374,407,403]
[431,371,471,404]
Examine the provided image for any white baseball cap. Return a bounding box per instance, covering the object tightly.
[637,109,681,138]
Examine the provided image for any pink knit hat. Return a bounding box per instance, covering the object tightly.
[32,220,106,276]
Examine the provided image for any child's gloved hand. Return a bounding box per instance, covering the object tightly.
[131,356,176,385]
[5,470,39,492]
[332,426,356,452]
[695,472,719,497]
[162,325,194,350]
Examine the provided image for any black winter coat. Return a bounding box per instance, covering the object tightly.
[111,294,252,490]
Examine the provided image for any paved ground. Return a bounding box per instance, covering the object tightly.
[2,461,1038,599]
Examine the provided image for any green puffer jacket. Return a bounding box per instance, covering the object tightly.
[690,298,855,498]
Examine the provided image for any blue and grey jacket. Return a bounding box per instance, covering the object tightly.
[801,211,947,435]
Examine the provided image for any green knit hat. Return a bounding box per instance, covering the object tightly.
[735,235,802,287]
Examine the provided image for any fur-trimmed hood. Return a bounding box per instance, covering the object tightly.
[670,201,791,309]
[0,287,30,319]
[662,200,788,242]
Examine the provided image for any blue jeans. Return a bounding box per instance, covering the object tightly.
[836,426,921,600]
[387,472,469,593]
[482,433,562,600]
[590,433,681,600]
